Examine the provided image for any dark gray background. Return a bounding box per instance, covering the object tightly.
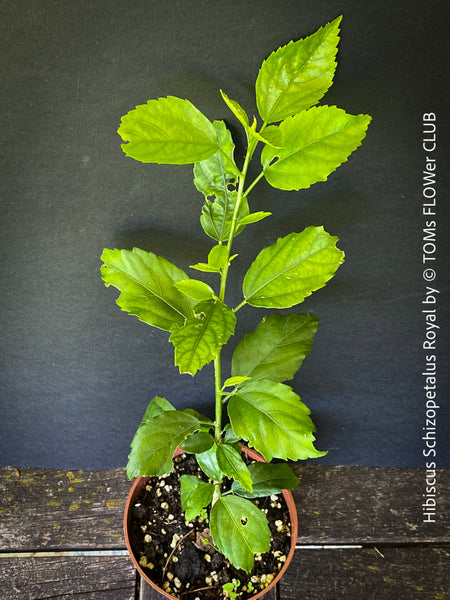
[1,0,449,469]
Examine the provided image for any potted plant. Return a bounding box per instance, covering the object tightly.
[101,16,371,599]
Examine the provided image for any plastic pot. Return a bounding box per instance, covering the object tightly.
[124,446,298,600]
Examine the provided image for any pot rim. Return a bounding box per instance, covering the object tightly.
[124,446,298,600]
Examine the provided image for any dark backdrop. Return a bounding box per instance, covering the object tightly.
[1,0,449,469]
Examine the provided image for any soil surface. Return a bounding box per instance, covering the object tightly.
[129,452,292,599]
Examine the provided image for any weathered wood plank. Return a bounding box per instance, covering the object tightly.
[0,467,130,550]
[139,578,278,599]
[1,466,449,552]
[280,546,450,600]
[0,555,136,600]
[293,465,450,544]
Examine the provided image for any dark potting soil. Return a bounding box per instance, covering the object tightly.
[129,453,292,599]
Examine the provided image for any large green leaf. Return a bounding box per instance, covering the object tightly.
[170,300,236,376]
[216,444,253,492]
[118,96,219,164]
[180,475,215,521]
[101,248,196,331]
[232,462,299,499]
[261,105,372,191]
[228,379,326,461]
[256,16,341,123]
[194,121,248,242]
[232,312,319,382]
[127,410,200,478]
[210,495,270,573]
[242,227,344,309]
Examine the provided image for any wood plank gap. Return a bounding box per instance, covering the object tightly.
[295,544,363,549]
[0,549,130,558]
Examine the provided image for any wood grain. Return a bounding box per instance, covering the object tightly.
[292,465,450,544]
[0,467,130,550]
[279,546,450,600]
[0,555,136,600]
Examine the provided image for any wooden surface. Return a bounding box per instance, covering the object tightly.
[1,465,449,599]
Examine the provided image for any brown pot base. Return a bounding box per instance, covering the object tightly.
[124,449,298,600]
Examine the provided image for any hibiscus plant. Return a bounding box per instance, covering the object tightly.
[101,15,371,573]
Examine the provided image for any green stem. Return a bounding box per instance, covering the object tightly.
[233,299,247,313]
[214,350,222,441]
[212,134,261,498]
[243,170,264,197]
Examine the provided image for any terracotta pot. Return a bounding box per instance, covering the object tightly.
[124,446,298,600]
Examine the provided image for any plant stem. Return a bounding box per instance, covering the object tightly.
[212,135,261,498]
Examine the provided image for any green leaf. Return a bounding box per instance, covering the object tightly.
[170,300,236,376]
[194,120,239,197]
[208,245,229,270]
[118,96,219,164]
[180,475,215,521]
[127,410,200,478]
[140,396,176,422]
[223,376,251,388]
[228,379,326,461]
[189,245,229,274]
[232,462,299,499]
[194,121,249,242]
[201,194,249,242]
[101,248,196,332]
[196,444,224,481]
[256,16,342,123]
[232,312,319,382]
[220,89,249,130]
[242,226,344,308]
[223,424,242,445]
[181,432,215,454]
[210,496,270,572]
[216,444,253,492]
[174,279,216,302]
[261,106,372,191]
[238,212,272,227]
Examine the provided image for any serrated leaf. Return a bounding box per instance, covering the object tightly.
[210,496,270,572]
[201,194,249,242]
[181,432,215,454]
[194,120,239,197]
[101,248,196,332]
[216,444,253,492]
[127,410,200,479]
[220,89,249,130]
[261,106,372,191]
[243,226,344,308]
[238,212,272,227]
[232,313,319,382]
[232,462,299,499]
[194,121,249,242]
[170,300,236,376]
[174,279,216,302]
[256,16,342,123]
[141,396,176,422]
[118,96,219,164]
[228,379,326,461]
[196,444,224,481]
[180,475,215,521]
